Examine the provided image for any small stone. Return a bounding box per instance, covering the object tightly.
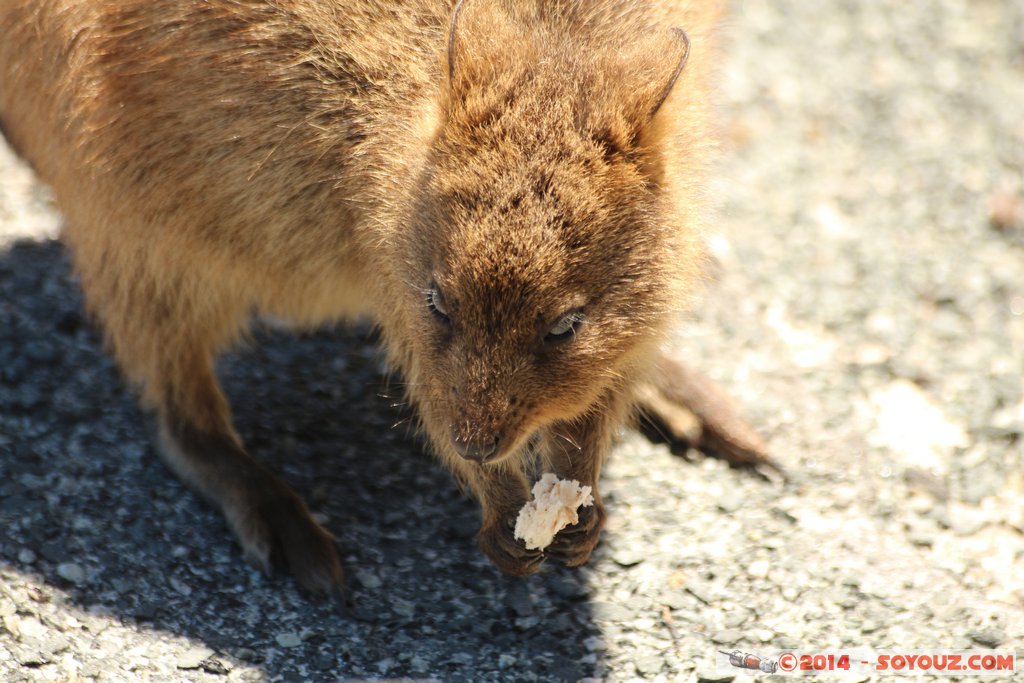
[952,516,986,536]
[747,559,770,579]
[498,654,516,668]
[547,573,588,600]
[685,582,716,605]
[696,664,735,683]
[390,598,415,620]
[200,658,231,675]
[514,616,542,630]
[348,602,379,623]
[907,528,934,547]
[723,611,749,629]
[662,590,689,610]
[960,465,1002,504]
[905,468,948,501]
[132,602,159,622]
[17,549,35,565]
[353,568,382,589]
[547,659,586,681]
[13,644,49,667]
[176,646,215,670]
[967,628,1003,648]
[711,629,743,646]
[313,653,336,670]
[169,576,193,596]
[775,635,800,650]
[275,632,303,648]
[827,589,859,609]
[7,615,41,640]
[507,584,534,617]
[717,489,745,514]
[56,562,85,585]
[40,635,69,656]
[612,546,647,567]
[636,655,664,676]
[591,602,633,622]
[79,662,103,678]
[860,619,881,634]
[122,443,146,461]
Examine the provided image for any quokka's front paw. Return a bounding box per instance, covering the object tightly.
[477,515,545,576]
[544,500,607,567]
[227,489,344,595]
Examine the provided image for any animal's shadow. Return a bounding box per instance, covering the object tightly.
[0,239,601,682]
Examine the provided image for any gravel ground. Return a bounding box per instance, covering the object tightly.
[2,0,1023,681]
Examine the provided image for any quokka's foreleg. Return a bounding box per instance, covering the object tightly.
[442,452,543,576]
[537,398,624,567]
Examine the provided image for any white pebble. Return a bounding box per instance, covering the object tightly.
[275,632,302,648]
[748,559,770,579]
[56,562,85,585]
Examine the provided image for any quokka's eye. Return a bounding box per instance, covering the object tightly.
[545,311,585,342]
[427,284,450,322]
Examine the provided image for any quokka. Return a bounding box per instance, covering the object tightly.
[0,0,776,592]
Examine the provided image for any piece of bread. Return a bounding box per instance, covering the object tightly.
[513,473,594,550]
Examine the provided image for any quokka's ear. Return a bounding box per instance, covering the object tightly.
[646,29,691,122]
[441,0,536,95]
[445,0,469,84]
[442,0,534,89]
[584,28,693,169]
[439,0,542,133]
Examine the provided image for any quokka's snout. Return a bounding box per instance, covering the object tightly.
[0,0,781,594]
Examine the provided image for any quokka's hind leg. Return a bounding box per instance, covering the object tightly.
[634,352,785,480]
[155,348,344,594]
[88,264,344,594]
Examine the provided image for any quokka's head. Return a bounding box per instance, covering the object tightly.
[395,3,712,463]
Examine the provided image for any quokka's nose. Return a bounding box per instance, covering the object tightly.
[450,427,500,462]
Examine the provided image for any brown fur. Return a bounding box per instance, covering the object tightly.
[0,0,772,591]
